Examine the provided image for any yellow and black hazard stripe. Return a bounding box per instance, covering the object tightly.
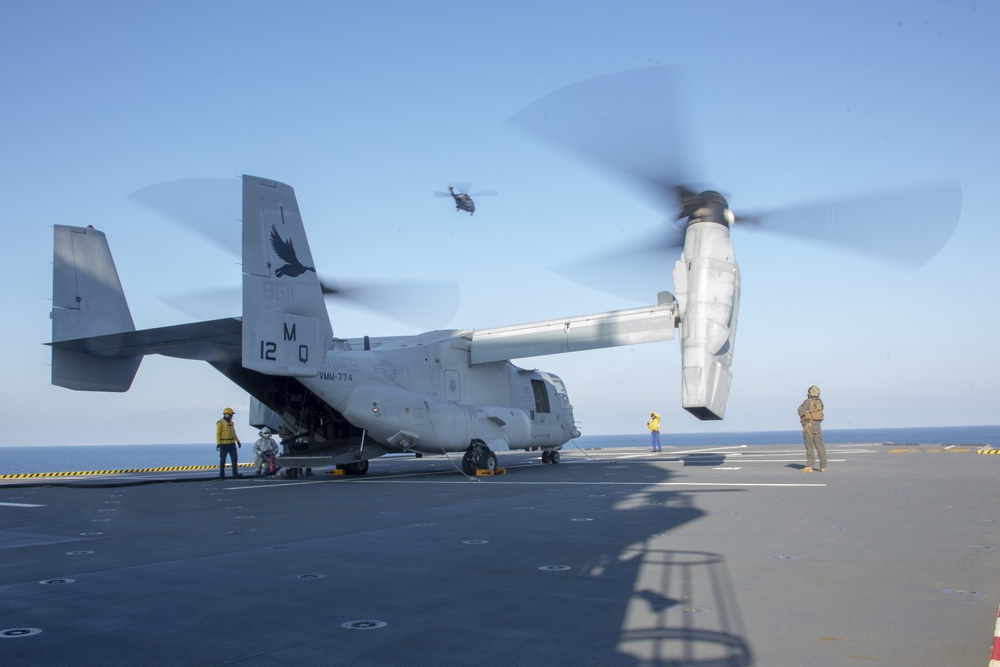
[0,463,254,479]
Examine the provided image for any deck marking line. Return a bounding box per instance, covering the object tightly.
[358,479,827,488]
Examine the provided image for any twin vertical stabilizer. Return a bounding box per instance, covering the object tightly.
[51,225,141,391]
[241,176,332,377]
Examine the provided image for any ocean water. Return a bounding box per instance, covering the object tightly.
[574,424,1000,450]
[1,425,997,476]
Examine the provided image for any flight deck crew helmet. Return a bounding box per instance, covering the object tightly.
[223,407,235,415]
[260,427,272,437]
[807,386,820,398]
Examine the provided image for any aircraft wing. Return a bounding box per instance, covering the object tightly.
[470,298,677,364]
[47,318,243,362]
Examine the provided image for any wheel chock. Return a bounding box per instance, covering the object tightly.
[475,468,506,477]
[330,469,346,475]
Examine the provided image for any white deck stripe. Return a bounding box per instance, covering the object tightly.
[362,479,827,488]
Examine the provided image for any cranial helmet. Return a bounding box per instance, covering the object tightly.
[807,386,820,398]
[223,407,235,415]
[260,427,272,437]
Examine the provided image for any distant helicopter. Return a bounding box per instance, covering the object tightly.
[434,184,497,214]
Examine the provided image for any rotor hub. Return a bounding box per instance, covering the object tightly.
[679,190,733,227]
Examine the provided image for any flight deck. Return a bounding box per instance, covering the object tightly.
[1,443,998,666]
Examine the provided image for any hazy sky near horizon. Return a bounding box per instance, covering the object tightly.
[4,1,998,446]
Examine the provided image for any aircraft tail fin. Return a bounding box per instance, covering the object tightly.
[51,224,141,391]
[241,176,332,376]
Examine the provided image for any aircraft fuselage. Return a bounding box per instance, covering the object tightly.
[302,335,579,455]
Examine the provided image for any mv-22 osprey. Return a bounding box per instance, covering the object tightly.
[48,174,735,476]
[47,68,960,477]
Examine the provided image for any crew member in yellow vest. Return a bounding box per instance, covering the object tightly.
[216,407,243,479]
[797,386,826,472]
[647,412,662,452]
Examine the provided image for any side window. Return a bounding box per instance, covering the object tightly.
[531,379,550,414]
[548,375,571,408]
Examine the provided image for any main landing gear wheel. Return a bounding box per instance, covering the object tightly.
[337,460,370,475]
[463,443,497,475]
[347,460,369,475]
[541,450,560,464]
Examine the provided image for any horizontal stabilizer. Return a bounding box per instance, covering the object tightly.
[49,318,242,362]
[51,348,140,392]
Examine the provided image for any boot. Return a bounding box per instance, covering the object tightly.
[800,466,813,473]
[818,468,826,472]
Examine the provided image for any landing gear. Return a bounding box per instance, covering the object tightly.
[347,460,369,475]
[463,442,497,475]
[541,450,560,464]
[336,460,370,476]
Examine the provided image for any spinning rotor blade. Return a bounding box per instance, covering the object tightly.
[159,287,242,321]
[133,177,461,326]
[555,236,683,303]
[508,67,692,214]
[128,177,241,251]
[739,183,962,267]
[509,68,693,300]
[470,189,498,197]
[320,278,460,328]
[511,67,962,284]
[160,280,459,328]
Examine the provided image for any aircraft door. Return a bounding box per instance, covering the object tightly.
[530,378,551,435]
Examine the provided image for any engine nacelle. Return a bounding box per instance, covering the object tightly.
[672,219,740,420]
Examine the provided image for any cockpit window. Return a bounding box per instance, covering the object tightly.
[545,374,571,408]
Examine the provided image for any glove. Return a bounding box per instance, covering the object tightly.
[237,442,242,448]
[216,446,220,452]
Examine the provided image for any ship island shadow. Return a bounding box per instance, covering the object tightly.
[493,450,755,667]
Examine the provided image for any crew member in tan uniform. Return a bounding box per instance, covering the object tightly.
[797,386,826,472]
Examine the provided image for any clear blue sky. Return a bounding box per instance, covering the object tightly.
[4,1,997,446]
